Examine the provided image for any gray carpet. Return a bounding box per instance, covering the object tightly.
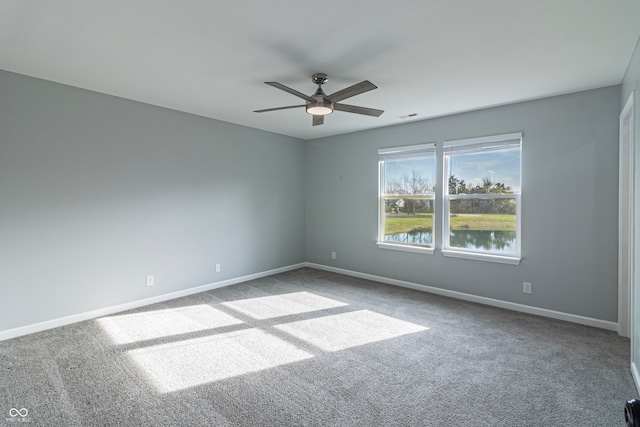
[0,267,636,426]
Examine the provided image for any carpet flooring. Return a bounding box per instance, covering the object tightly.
[0,267,636,426]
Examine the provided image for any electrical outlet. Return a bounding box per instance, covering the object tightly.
[146,275,154,287]
[216,264,221,273]
[331,252,336,260]
[523,282,532,294]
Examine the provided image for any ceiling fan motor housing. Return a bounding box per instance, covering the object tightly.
[307,73,333,115]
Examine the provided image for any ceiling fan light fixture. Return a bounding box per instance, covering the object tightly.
[306,101,333,116]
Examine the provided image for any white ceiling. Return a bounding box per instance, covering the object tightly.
[1,1,639,140]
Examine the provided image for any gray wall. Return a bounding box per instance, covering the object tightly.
[306,86,620,322]
[622,37,639,112]
[0,70,306,331]
[0,67,623,332]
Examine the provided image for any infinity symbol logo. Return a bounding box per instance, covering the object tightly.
[9,408,28,417]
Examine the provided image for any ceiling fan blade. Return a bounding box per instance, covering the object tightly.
[254,105,305,113]
[265,82,316,102]
[334,103,384,117]
[324,80,377,103]
[312,115,324,126]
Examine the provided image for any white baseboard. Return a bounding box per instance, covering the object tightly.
[0,263,306,342]
[1,261,619,342]
[633,362,640,395]
[306,262,619,332]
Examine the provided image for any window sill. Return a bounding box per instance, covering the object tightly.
[377,242,435,255]
[442,250,521,265]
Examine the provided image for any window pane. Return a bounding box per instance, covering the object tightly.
[379,148,435,250]
[383,197,433,246]
[448,147,520,194]
[449,198,516,254]
[384,158,435,195]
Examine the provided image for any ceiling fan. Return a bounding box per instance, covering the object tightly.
[254,73,384,126]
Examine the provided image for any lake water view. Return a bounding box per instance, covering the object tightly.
[385,229,516,254]
[385,229,433,245]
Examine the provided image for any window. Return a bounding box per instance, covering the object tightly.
[443,133,522,264]
[378,144,436,254]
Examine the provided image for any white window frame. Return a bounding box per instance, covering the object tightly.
[442,133,522,265]
[377,143,436,255]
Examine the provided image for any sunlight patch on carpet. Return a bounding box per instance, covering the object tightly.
[220,291,348,319]
[97,305,243,345]
[128,329,313,393]
[110,293,426,393]
[274,310,428,352]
